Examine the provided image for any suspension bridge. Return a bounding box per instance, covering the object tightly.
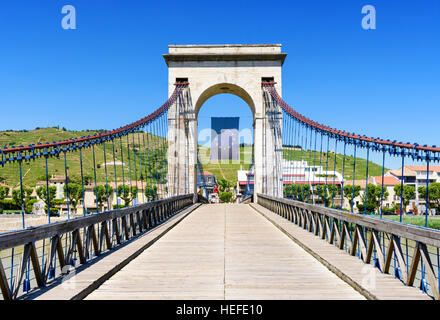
[0,44,438,300]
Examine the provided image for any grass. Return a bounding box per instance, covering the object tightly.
[0,128,387,189]
[282,148,386,181]
[0,128,167,188]
[197,145,252,185]
[381,215,440,230]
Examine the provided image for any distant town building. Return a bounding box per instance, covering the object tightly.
[197,171,218,197]
[210,117,239,161]
[386,165,440,214]
[237,160,344,205]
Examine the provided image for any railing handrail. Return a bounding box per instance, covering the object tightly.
[262,82,440,157]
[0,194,193,252]
[258,193,440,248]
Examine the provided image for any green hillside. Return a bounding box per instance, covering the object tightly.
[197,146,253,184]
[282,148,386,181]
[0,128,166,188]
[0,128,387,189]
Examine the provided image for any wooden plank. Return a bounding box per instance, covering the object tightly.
[365,231,374,264]
[419,243,440,300]
[0,194,193,251]
[383,234,395,274]
[12,243,31,298]
[332,219,341,247]
[356,226,367,261]
[75,229,86,264]
[391,235,408,284]
[321,215,327,240]
[136,212,142,233]
[371,230,384,272]
[302,209,308,230]
[252,203,430,300]
[29,243,44,287]
[56,236,66,271]
[87,204,364,301]
[142,210,148,230]
[0,257,12,300]
[350,225,359,256]
[64,230,77,265]
[122,216,129,241]
[103,221,112,251]
[407,242,421,287]
[42,236,59,283]
[308,210,315,233]
[130,214,136,237]
[325,217,333,244]
[91,225,99,257]
[338,221,346,250]
[257,194,440,248]
[112,218,121,245]
[343,222,352,253]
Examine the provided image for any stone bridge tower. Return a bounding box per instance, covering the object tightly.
[164,44,286,201]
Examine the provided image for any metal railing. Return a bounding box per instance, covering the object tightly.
[0,193,194,300]
[257,193,440,300]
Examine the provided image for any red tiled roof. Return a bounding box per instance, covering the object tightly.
[283,181,341,185]
[199,171,214,176]
[371,176,400,186]
[405,165,440,173]
[344,180,367,189]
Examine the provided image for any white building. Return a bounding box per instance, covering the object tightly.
[237,159,344,206]
[386,165,440,214]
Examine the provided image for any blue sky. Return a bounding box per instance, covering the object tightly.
[0,0,439,168]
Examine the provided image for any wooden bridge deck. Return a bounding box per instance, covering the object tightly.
[86,204,365,300]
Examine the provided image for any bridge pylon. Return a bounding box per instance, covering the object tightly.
[164,44,287,201]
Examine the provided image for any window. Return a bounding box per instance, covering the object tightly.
[262,77,274,83]
[175,78,188,84]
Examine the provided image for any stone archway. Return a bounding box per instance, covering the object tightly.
[194,83,256,119]
[164,44,287,201]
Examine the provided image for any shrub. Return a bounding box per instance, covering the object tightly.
[356,202,376,214]
[0,199,20,210]
[219,192,233,203]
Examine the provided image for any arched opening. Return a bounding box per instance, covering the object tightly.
[195,84,255,203]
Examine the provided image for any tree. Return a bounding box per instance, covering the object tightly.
[284,184,311,202]
[83,174,93,186]
[12,187,34,213]
[358,184,389,214]
[36,186,57,214]
[93,184,114,212]
[219,192,233,203]
[0,186,10,200]
[63,183,83,214]
[145,184,158,201]
[217,178,234,192]
[316,185,331,207]
[145,148,167,182]
[393,184,415,213]
[117,185,138,207]
[343,185,361,212]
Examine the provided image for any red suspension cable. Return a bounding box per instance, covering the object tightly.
[262,82,440,153]
[1,83,188,155]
